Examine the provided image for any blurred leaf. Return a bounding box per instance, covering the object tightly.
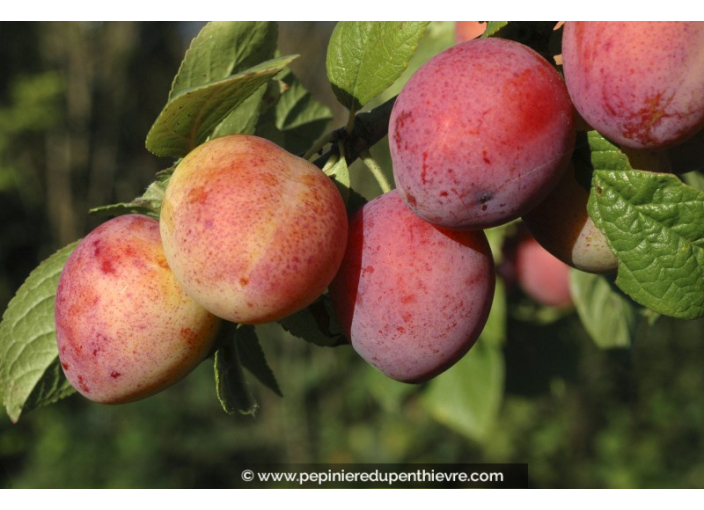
[213,325,258,416]
[0,72,63,134]
[483,22,509,38]
[89,175,169,220]
[0,242,77,422]
[365,368,417,413]
[481,278,507,347]
[421,340,504,442]
[146,55,297,159]
[170,21,278,100]
[326,21,430,112]
[237,325,281,397]
[570,270,636,349]
[587,133,704,319]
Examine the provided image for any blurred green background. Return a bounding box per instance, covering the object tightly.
[1,21,703,489]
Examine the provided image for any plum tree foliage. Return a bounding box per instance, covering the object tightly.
[0,21,702,429]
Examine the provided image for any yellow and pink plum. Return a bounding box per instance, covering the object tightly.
[389,37,575,230]
[159,134,348,325]
[329,190,495,383]
[562,22,704,150]
[55,214,221,404]
[523,161,617,274]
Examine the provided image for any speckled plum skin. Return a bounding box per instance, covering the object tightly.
[329,190,495,383]
[562,22,704,150]
[160,135,348,324]
[514,232,573,308]
[389,38,575,230]
[55,215,221,404]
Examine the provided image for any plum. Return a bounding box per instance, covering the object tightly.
[55,214,221,404]
[454,21,486,43]
[523,135,674,274]
[562,22,704,150]
[513,230,573,308]
[160,134,348,324]
[389,37,575,230]
[523,160,618,275]
[329,190,495,383]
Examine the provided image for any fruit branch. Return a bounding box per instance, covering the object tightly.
[360,150,391,193]
[314,95,396,171]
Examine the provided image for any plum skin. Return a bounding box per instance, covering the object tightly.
[389,37,575,230]
[160,134,348,325]
[329,190,495,383]
[55,214,221,404]
[562,21,704,150]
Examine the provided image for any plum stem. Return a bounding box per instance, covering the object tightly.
[346,111,355,133]
[303,131,336,161]
[361,150,391,194]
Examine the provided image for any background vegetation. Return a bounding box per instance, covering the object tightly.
[1,21,703,489]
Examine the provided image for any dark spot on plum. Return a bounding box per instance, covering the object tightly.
[479,192,493,204]
[110,371,122,379]
[77,375,90,393]
[239,277,249,287]
[101,260,115,274]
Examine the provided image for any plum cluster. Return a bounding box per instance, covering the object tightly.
[56,135,348,403]
[332,21,704,381]
[55,22,704,402]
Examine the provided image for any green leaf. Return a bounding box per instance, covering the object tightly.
[146,55,297,159]
[570,270,636,349]
[326,21,430,112]
[588,130,633,171]
[588,169,704,319]
[170,22,278,100]
[683,171,704,192]
[236,325,281,397]
[254,71,333,156]
[274,70,333,132]
[421,340,504,442]
[211,83,269,138]
[482,22,509,38]
[0,242,77,422]
[324,153,351,204]
[89,173,170,220]
[479,278,507,347]
[278,297,346,347]
[213,324,258,416]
